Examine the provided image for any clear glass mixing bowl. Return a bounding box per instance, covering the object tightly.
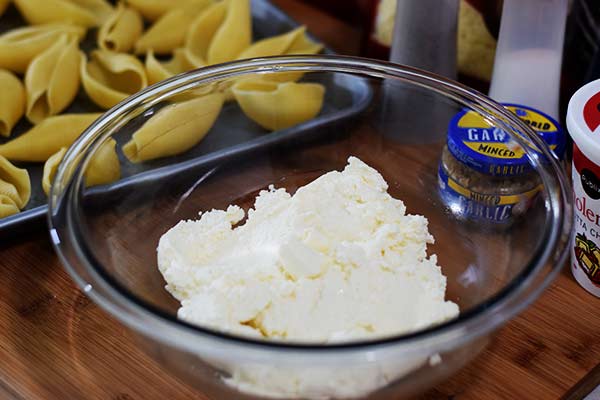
[48,56,572,400]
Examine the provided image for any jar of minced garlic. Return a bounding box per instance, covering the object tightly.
[438,104,565,225]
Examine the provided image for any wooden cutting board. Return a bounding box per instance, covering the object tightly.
[2,228,599,400]
[0,1,599,399]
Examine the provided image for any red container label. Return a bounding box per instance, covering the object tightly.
[572,143,600,296]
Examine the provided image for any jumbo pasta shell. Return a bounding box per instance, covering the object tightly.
[0,155,30,210]
[238,26,323,82]
[42,139,120,195]
[81,50,147,109]
[0,69,26,137]
[0,193,20,218]
[0,113,101,162]
[286,30,323,55]
[185,1,226,63]
[42,147,67,196]
[208,0,251,64]
[125,0,195,21]
[123,93,223,162]
[0,24,85,73]
[98,3,143,53]
[186,0,251,64]
[145,48,203,85]
[236,26,322,83]
[0,0,10,17]
[25,35,82,124]
[237,26,322,59]
[14,0,113,27]
[134,0,213,55]
[232,80,325,131]
[144,50,170,85]
[84,138,120,187]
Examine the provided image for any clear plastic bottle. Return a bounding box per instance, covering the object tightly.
[488,0,568,119]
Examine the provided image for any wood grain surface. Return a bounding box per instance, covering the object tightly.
[1,1,599,399]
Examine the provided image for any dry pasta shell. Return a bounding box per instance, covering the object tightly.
[134,0,213,55]
[98,2,143,53]
[232,80,325,131]
[186,0,251,65]
[14,0,113,27]
[145,48,203,85]
[125,0,195,22]
[42,138,120,195]
[185,1,226,63]
[0,155,30,216]
[81,50,147,109]
[236,26,323,83]
[0,69,25,137]
[42,147,67,196]
[237,26,322,59]
[123,92,223,162]
[0,191,19,217]
[0,113,101,162]
[0,0,10,17]
[0,24,85,73]
[170,83,221,103]
[84,138,120,187]
[25,35,82,124]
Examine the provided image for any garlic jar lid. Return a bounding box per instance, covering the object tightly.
[447,103,564,177]
[567,78,600,166]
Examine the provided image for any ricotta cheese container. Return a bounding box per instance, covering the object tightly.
[567,79,600,297]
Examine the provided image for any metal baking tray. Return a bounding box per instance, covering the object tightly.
[0,0,373,234]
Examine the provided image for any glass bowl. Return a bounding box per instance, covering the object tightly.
[48,56,572,400]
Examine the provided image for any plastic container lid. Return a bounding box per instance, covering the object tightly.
[567,78,600,166]
[447,103,565,177]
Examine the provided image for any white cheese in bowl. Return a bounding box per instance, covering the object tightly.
[157,156,459,398]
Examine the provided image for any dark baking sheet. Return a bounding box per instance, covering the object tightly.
[0,0,372,234]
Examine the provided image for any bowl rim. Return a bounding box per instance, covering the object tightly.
[48,55,572,355]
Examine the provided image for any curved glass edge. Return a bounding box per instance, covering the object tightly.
[47,55,572,357]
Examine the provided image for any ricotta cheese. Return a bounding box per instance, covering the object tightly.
[157,156,459,398]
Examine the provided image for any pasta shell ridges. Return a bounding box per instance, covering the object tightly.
[81,50,148,109]
[232,80,325,131]
[25,35,82,124]
[0,69,26,137]
[123,92,224,162]
[98,3,143,53]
